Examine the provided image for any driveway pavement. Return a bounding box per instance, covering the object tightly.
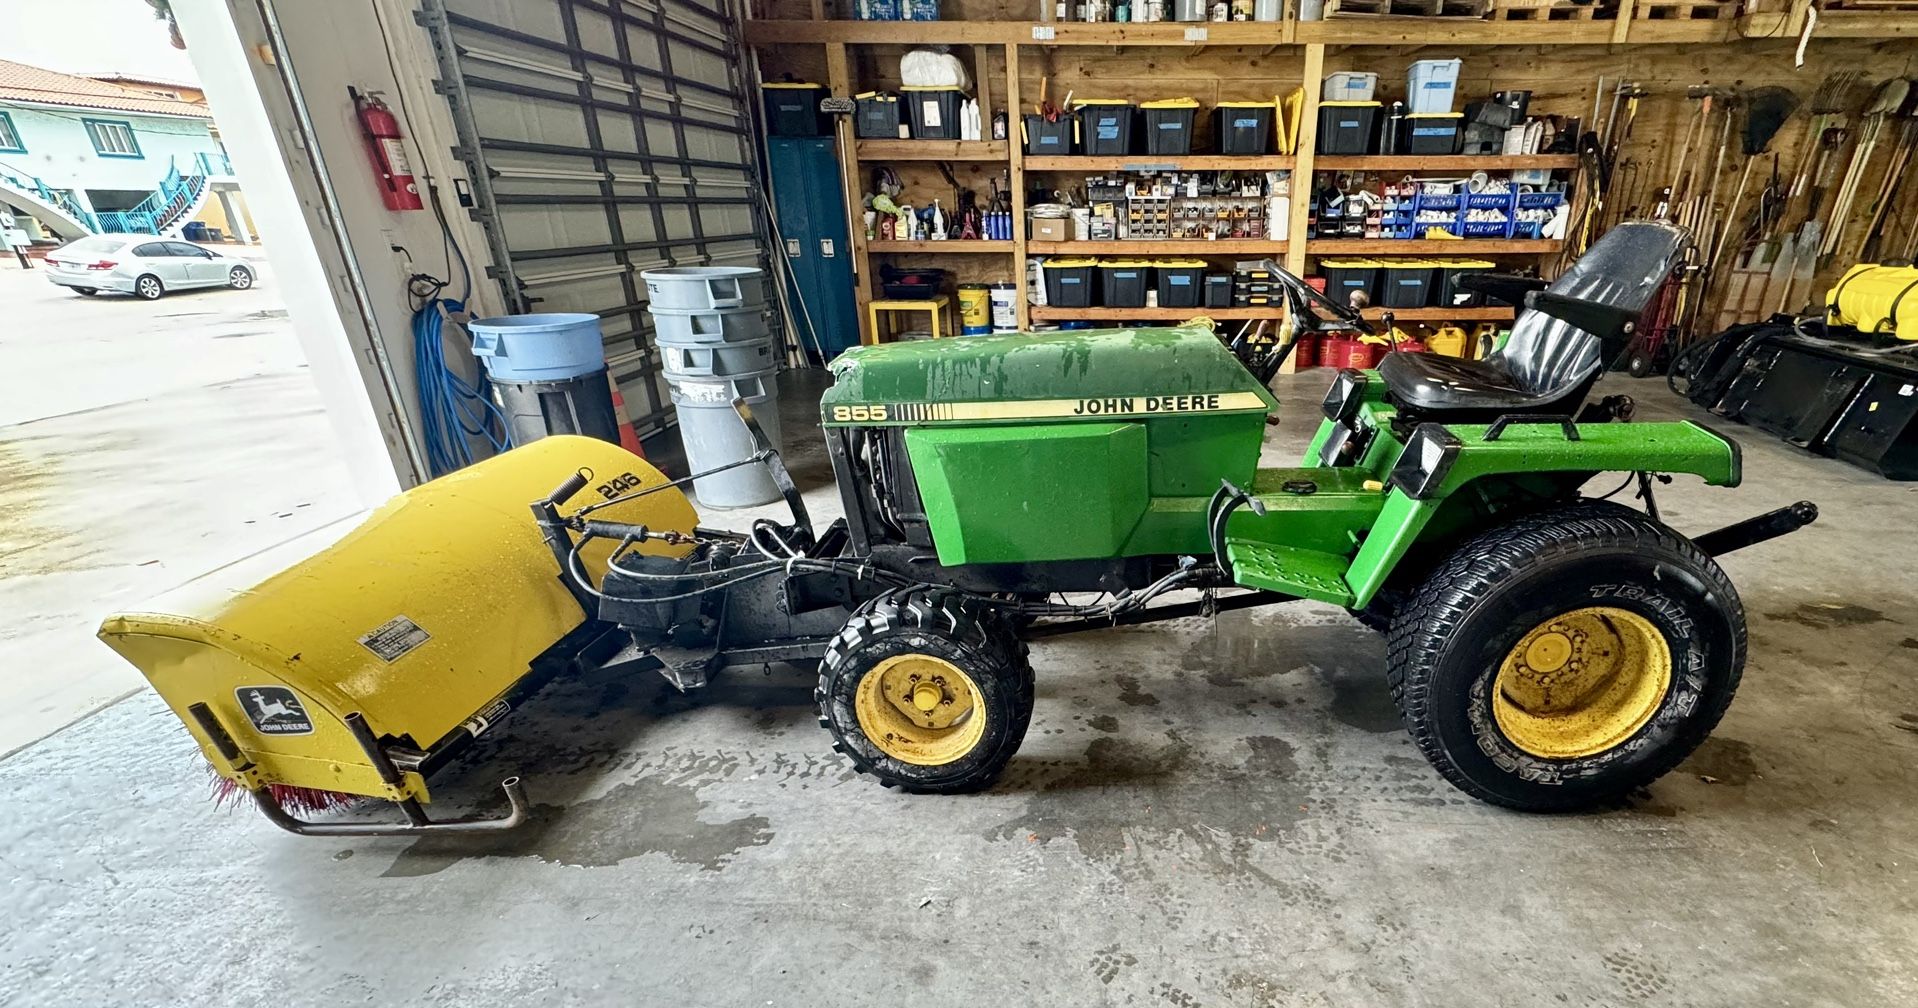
[0,250,356,754]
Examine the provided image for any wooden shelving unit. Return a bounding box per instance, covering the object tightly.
[1025,155,1296,172]
[855,140,1008,161]
[1027,239,1285,255]
[867,240,1016,253]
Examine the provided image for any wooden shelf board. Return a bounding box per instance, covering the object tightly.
[856,140,1009,161]
[1026,239,1285,255]
[1311,155,1578,171]
[741,20,1291,47]
[867,240,1016,253]
[1024,155,1296,171]
[1293,18,1614,46]
[1307,239,1561,254]
[1030,305,1283,321]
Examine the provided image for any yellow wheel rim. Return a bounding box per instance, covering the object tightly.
[1492,607,1673,760]
[853,654,986,766]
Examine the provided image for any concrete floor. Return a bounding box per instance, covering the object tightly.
[4,359,1916,1007]
[0,255,357,755]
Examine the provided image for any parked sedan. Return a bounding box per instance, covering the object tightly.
[44,235,256,300]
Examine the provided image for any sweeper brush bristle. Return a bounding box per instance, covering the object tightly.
[205,764,360,815]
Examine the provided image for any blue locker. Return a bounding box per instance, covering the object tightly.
[765,137,859,361]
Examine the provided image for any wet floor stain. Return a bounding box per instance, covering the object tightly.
[1087,714,1119,733]
[1681,736,1759,786]
[986,732,1305,877]
[1766,602,1891,630]
[382,777,773,878]
[1901,638,1918,650]
[0,441,74,576]
[1114,674,1160,707]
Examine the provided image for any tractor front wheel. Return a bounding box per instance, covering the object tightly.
[817,589,1033,793]
[1387,501,1746,811]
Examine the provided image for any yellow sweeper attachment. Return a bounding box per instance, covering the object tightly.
[97,435,696,836]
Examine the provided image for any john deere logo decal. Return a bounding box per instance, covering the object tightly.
[236,686,313,736]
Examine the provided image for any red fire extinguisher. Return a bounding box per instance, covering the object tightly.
[351,87,423,212]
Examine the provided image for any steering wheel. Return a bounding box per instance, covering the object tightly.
[1260,260,1375,335]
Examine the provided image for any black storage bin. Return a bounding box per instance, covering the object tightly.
[1439,258,1494,307]
[1100,260,1152,309]
[1043,259,1099,308]
[1140,99,1199,156]
[1023,114,1077,155]
[1318,259,1379,306]
[1214,102,1275,155]
[1402,113,1463,155]
[1379,260,1437,308]
[1076,101,1137,155]
[1204,274,1234,308]
[762,83,830,136]
[904,86,964,140]
[856,92,902,139]
[1155,259,1207,308]
[1317,101,1380,155]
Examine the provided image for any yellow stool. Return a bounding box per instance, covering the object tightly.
[867,295,951,344]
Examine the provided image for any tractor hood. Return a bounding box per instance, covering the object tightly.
[821,323,1278,425]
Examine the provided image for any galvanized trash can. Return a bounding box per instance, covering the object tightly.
[644,266,784,508]
[492,369,622,447]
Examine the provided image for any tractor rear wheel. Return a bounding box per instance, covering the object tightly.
[1387,500,1746,811]
[817,589,1032,793]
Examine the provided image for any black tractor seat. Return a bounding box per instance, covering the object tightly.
[1378,220,1690,421]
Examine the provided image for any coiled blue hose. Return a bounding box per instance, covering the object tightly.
[413,298,512,476]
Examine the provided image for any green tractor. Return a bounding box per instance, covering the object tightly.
[102,221,1817,837]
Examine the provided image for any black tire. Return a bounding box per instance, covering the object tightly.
[73,287,98,296]
[228,266,253,289]
[817,589,1033,794]
[1387,500,1745,811]
[134,274,165,300]
[1628,353,1655,378]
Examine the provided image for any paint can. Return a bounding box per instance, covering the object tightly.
[989,283,1019,331]
[957,283,992,334]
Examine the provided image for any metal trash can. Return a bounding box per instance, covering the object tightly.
[491,368,621,447]
[666,370,783,508]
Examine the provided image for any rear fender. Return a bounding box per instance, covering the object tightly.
[1342,419,1741,606]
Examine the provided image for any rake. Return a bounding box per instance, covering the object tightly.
[1821,77,1910,261]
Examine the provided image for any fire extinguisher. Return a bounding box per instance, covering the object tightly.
[350,86,423,212]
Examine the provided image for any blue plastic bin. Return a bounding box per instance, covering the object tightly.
[468,313,606,381]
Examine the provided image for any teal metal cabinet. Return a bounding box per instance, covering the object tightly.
[766,137,859,361]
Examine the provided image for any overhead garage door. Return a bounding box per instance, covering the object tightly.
[417,0,776,436]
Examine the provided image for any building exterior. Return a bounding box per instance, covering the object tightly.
[0,59,255,244]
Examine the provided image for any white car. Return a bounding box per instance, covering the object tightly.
[44,234,255,300]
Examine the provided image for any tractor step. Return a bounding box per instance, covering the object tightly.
[1225,539,1356,606]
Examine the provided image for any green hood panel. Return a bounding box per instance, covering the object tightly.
[822,324,1278,425]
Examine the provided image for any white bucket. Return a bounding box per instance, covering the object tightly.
[989,283,1018,331]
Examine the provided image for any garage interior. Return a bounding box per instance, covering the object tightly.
[6,0,1918,1005]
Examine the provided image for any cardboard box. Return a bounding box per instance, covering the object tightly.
[1029,216,1070,242]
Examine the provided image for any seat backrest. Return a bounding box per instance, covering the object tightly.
[1491,220,1691,394]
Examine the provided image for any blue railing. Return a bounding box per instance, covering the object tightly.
[0,161,100,231]
[93,158,206,235]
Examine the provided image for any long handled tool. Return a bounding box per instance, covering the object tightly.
[1821,77,1910,261]
[1860,81,1918,262]
[1710,87,1799,268]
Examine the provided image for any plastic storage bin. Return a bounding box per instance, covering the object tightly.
[1402,112,1462,155]
[1438,258,1496,307]
[1023,114,1077,155]
[1155,259,1207,308]
[468,313,606,381]
[1214,102,1275,155]
[1141,98,1199,156]
[1318,259,1380,306]
[904,86,964,140]
[1323,72,1378,103]
[1317,101,1380,155]
[1075,100,1137,155]
[856,92,902,138]
[1042,258,1099,307]
[762,83,830,136]
[1099,260,1152,309]
[1378,260,1437,309]
[1408,58,1463,115]
[1204,274,1234,308]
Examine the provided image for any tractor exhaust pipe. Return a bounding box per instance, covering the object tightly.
[1694,500,1818,557]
